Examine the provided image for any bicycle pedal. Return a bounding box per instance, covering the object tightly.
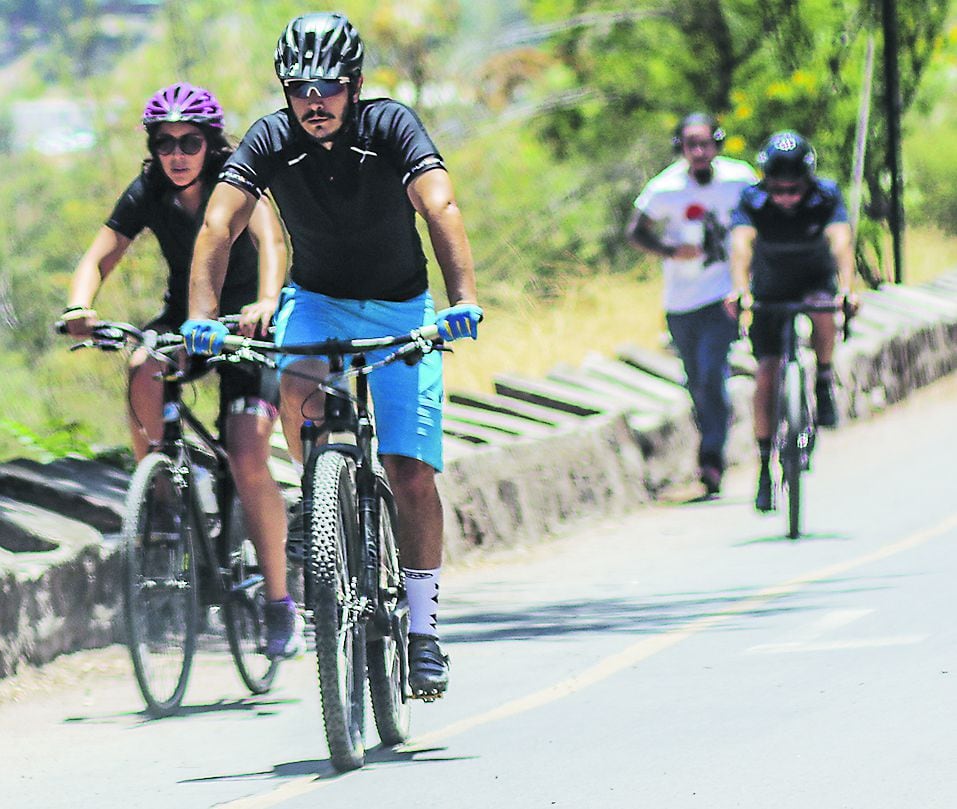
[410,690,444,703]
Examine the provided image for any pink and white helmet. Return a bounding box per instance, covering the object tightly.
[142,82,224,130]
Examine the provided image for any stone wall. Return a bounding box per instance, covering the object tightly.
[3,277,957,678]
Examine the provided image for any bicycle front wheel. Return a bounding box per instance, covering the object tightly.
[782,361,805,539]
[367,473,412,746]
[223,495,279,695]
[308,451,367,772]
[122,452,198,716]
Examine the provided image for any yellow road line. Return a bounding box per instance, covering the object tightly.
[222,511,957,807]
[402,511,957,750]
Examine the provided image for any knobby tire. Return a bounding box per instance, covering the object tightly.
[308,451,367,772]
[367,472,412,746]
[122,452,198,716]
[223,494,279,694]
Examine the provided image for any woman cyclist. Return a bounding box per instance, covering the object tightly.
[61,83,304,658]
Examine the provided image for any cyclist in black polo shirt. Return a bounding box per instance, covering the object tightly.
[725,131,858,512]
[62,83,304,659]
[181,12,483,699]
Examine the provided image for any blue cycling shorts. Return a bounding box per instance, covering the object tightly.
[273,284,445,472]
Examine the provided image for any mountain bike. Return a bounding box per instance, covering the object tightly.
[58,319,278,716]
[751,300,850,539]
[218,323,442,771]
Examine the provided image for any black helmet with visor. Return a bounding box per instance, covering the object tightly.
[275,12,364,84]
[756,131,817,180]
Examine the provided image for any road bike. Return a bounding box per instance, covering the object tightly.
[751,300,850,539]
[219,324,442,771]
[59,319,278,715]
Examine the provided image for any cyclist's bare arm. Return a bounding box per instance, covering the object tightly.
[64,226,133,335]
[239,195,288,337]
[189,182,258,320]
[825,221,859,312]
[726,224,757,316]
[407,168,478,307]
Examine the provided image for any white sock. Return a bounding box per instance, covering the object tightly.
[404,567,440,637]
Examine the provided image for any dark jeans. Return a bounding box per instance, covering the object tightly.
[666,301,738,472]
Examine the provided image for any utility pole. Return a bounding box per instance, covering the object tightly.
[882,0,904,284]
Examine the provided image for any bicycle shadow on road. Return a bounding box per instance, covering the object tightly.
[735,530,853,545]
[179,745,475,786]
[63,695,299,726]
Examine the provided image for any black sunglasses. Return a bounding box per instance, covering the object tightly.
[766,181,806,197]
[283,78,349,99]
[152,133,206,156]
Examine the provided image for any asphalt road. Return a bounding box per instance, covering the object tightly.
[3,374,957,809]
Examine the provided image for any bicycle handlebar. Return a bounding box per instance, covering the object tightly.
[217,323,442,357]
[748,299,854,341]
[57,318,442,365]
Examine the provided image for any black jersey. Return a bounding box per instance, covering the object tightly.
[220,99,445,302]
[106,169,259,325]
[731,178,848,300]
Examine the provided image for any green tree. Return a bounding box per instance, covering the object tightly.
[523,0,951,277]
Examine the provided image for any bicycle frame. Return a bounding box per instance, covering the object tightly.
[298,351,385,624]
[153,358,257,605]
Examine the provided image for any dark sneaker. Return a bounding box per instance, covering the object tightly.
[755,466,774,512]
[815,380,837,428]
[408,633,449,700]
[286,499,305,564]
[699,465,722,496]
[264,598,306,660]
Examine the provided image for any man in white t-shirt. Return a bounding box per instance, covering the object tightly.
[626,113,758,496]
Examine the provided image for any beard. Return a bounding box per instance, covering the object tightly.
[692,166,714,185]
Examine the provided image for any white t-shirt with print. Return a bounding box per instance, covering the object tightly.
[634,156,758,314]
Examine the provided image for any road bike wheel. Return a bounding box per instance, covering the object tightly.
[782,361,805,539]
[367,474,412,746]
[223,495,279,695]
[122,452,198,716]
[308,451,367,772]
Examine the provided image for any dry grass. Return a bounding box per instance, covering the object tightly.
[443,225,957,395]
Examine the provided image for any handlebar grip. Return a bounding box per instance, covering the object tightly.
[418,323,441,341]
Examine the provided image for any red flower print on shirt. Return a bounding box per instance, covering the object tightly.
[685,203,706,221]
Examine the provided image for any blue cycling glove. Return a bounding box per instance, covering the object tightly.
[180,319,228,356]
[435,304,484,341]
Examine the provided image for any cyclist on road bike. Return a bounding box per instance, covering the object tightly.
[62,83,306,659]
[180,13,483,699]
[724,131,858,512]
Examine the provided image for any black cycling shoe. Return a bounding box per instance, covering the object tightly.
[815,380,837,428]
[408,633,449,701]
[755,466,774,512]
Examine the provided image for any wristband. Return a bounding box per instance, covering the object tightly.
[61,305,95,321]
[664,246,677,258]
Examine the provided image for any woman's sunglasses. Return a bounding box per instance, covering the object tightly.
[152,133,206,156]
[283,78,349,99]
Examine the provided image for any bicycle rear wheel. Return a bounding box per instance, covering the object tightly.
[308,451,367,772]
[122,452,198,716]
[367,473,412,746]
[782,361,805,539]
[223,495,279,694]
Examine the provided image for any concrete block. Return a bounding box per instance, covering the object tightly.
[448,391,582,427]
[0,458,127,533]
[615,343,685,385]
[493,374,606,417]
